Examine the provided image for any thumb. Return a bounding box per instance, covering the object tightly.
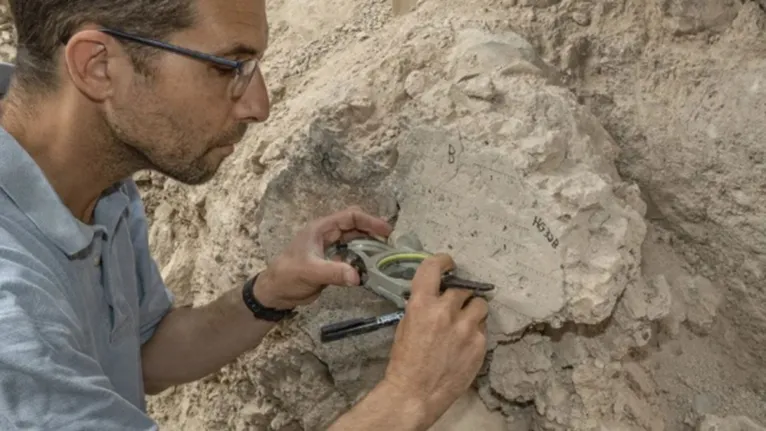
[307,258,360,287]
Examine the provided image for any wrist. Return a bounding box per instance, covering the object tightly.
[241,271,296,322]
[376,378,431,430]
[328,376,432,431]
[251,269,294,310]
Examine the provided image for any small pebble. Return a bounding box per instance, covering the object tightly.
[572,12,591,26]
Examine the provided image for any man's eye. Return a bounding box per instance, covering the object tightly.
[212,65,236,75]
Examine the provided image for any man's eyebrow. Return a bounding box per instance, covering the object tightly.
[216,43,259,58]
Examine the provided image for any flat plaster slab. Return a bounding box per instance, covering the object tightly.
[389,125,567,336]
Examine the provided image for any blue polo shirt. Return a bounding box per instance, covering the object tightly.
[0,127,174,429]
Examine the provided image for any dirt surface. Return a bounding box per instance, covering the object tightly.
[2,0,766,430]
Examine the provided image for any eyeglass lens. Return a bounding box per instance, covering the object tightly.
[231,60,258,99]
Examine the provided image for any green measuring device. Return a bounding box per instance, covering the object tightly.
[320,233,495,342]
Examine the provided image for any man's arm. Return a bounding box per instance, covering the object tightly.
[123,180,282,393]
[327,379,429,431]
[139,275,278,394]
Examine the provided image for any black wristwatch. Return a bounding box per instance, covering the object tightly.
[242,272,296,322]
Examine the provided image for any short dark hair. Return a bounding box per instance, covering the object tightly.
[8,0,196,93]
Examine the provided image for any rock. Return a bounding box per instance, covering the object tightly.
[489,335,553,402]
[677,275,723,336]
[455,74,497,101]
[404,69,429,97]
[447,28,561,84]
[647,275,673,321]
[571,11,591,26]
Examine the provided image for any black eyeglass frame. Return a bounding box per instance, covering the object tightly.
[96,27,258,99]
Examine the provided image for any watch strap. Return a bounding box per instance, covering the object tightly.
[242,272,296,322]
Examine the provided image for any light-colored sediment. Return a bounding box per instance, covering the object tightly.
[1,0,765,430]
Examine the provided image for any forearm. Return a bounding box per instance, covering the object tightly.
[328,380,430,431]
[140,279,276,393]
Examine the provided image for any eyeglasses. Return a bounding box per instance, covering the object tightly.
[98,27,259,99]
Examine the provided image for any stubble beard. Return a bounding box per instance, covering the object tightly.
[106,109,236,186]
[104,79,232,185]
[105,76,250,186]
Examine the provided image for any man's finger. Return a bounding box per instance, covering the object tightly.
[339,229,369,243]
[441,286,475,313]
[306,258,360,287]
[410,253,455,300]
[317,206,393,244]
[460,296,489,326]
[324,230,369,251]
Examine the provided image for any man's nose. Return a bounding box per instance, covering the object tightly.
[234,68,270,123]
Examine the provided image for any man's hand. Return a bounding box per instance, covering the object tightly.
[328,253,489,431]
[254,206,393,310]
[384,253,489,424]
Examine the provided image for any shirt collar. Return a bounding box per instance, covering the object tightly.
[0,127,130,258]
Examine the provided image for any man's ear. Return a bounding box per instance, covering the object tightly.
[63,28,124,102]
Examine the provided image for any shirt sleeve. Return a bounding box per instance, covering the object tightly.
[122,179,175,344]
[0,255,160,430]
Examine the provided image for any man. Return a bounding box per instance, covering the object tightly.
[0,0,489,429]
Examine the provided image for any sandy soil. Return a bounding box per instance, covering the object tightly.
[1,0,765,430]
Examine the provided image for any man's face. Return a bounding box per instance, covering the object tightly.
[107,0,270,185]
